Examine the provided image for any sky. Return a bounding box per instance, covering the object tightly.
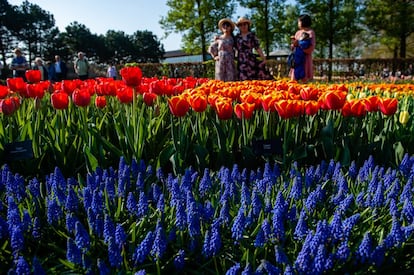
[8,0,252,52]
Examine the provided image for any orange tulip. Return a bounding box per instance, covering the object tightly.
[168,95,190,117]
[300,87,319,101]
[322,91,347,110]
[51,90,69,110]
[304,100,320,116]
[234,102,255,120]
[274,99,303,119]
[378,98,398,116]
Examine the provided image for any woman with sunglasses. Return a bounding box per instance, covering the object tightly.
[208,18,237,81]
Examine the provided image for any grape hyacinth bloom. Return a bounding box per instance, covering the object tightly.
[32,256,46,275]
[231,207,246,241]
[137,191,149,219]
[199,168,212,197]
[15,256,30,275]
[46,198,63,225]
[133,231,154,265]
[65,187,79,212]
[356,232,373,264]
[151,221,167,259]
[10,225,24,255]
[226,262,241,275]
[275,245,289,265]
[75,221,91,252]
[97,258,110,275]
[174,249,185,271]
[115,223,127,247]
[67,237,82,265]
[108,236,122,268]
[294,209,309,240]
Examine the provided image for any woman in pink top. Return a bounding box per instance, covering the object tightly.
[289,14,316,82]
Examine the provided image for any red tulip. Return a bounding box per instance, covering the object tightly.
[25,70,41,83]
[304,100,320,116]
[120,66,142,87]
[95,95,107,108]
[378,98,398,116]
[234,102,255,119]
[61,79,81,95]
[322,91,347,110]
[168,95,190,117]
[0,98,17,115]
[51,90,69,110]
[363,96,379,112]
[143,92,157,106]
[116,86,133,104]
[189,94,208,113]
[0,85,8,99]
[72,88,91,107]
[7,78,28,97]
[213,98,233,120]
[26,83,45,98]
[341,99,367,117]
[274,99,303,119]
[300,87,319,101]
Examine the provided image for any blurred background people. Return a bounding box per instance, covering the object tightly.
[11,48,29,80]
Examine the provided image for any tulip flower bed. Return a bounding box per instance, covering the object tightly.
[1,154,414,274]
[1,67,414,178]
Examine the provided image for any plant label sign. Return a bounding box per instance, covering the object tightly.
[252,138,282,156]
[5,140,34,161]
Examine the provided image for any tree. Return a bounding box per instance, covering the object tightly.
[131,30,165,63]
[160,0,236,61]
[104,30,135,63]
[239,0,288,56]
[11,0,55,63]
[0,0,16,69]
[62,22,100,61]
[363,0,414,58]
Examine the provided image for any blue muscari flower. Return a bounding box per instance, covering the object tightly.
[342,213,360,239]
[97,258,110,275]
[348,160,358,181]
[264,197,273,214]
[294,209,308,240]
[21,210,31,232]
[219,200,230,225]
[49,167,67,204]
[257,259,281,275]
[330,211,343,241]
[92,189,104,215]
[67,237,82,265]
[28,177,41,199]
[241,182,251,208]
[231,207,246,241]
[371,243,386,267]
[356,232,372,264]
[75,221,90,251]
[274,191,287,214]
[130,158,139,180]
[151,221,167,259]
[32,217,41,240]
[32,256,46,275]
[272,207,285,241]
[283,265,294,275]
[337,194,354,213]
[289,161,299,178]
[289,175,302,200]
[402,224,414,241]
[146,164,154,177]
[323,159,336,181]
[337,173,349,193]
[47,198,62,225]
[202,201,214,221]
[175,199,187,230]
[262,218,272,241]
[15,256,30,275]
[335,239,350,263]
[202,229,212,258]
[104,177,116,201]
[389,198,399,218]
[400,178,413,203]
[108,236,122,268]
[251,188,262,218]
[180,168,193,193]
[156,167,164,183]
[294,232,313,273]
[87,173,97,190]
[157,194,165,213]
[199,168,212,197]
[136,172,145,191]
[115,223,127,247]
[241,263,253,275]
[137,191,149,219]
[226,262,241,275]
[402,199,414,224]
[103,215,115,244]
[399,153,412,176]
[118,166,131,198]
[384,217,404,249]
[305,185,323,213]
[231,164,241,183]
[66,212,79,233]
[254,226,265,248]
[65,187,79,212]
[94,214,104,238]
[174,249,185,271]
[127,192,138,216]
[304,166,316,189]
[83,186,93,210]
[371,182,384,208]
[241,168,248,183]
[355,191,365,207]
[11,225,24,255]
[133,231,154,265]
[309,220,330,255]
[275,245,289,265]
[152,184,161,202]
[169,177,182,207]
[324,253,334,272]
[312,244,327,274]
[135,270,146,275]
[256,178,267,195]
